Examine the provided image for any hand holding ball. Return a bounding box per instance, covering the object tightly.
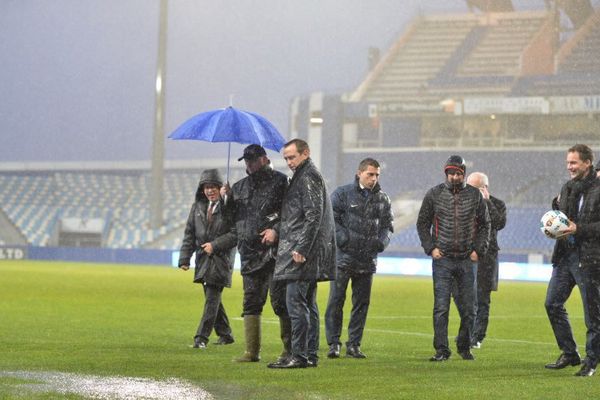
[540,210,570,239]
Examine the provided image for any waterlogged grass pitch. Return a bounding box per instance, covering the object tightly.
[0,260,597,399]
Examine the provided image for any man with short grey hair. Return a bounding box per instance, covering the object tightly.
[465,172,506,349]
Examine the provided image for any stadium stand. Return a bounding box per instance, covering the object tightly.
[5,5,599,261]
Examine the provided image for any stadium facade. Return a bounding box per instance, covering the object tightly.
[1,3,599,267]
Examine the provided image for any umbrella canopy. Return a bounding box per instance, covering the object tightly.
[168,106,286,152]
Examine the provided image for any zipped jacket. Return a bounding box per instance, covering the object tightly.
[416,181,490,260]
[331,178,394,274]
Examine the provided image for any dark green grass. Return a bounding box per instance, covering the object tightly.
[0,260,597,399]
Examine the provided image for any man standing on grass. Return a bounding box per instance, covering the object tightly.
[465,172,506,349]
[178,169,237,349]
[268,138,336,369]
[324,157,394,359]
[221,144,291,363]
[544,144,600,377]
[416,155,490,362]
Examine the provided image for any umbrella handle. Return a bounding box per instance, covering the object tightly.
[226,142,231,183]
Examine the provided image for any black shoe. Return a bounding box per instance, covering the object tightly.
[191,339,207,349]
[545,353,581,369]
[214,335,234,345]
[574,363,596,377]
[307,356,318,368]
[346,344,366,359]
[267,357,308,369]
[458,350,475,360]
[266,355,290,368]
[429,352,450,362]
[327,344,341,359]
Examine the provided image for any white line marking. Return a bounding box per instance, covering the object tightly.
[237,317,559,347]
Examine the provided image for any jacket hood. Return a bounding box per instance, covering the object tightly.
[195,169,224,202]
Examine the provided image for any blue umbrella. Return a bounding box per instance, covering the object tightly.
[169,106,286,180]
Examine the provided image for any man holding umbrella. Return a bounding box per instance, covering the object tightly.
[221,144,291,363]
[268,138,336,369]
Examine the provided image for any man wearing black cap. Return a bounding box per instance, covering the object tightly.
[221,144,291,363]
[416,155,490,362]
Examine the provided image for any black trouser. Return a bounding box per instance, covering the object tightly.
[241,267,288,318]
[473,284,491,343]
[286,280,319,362]
[580,265,600,367]
[545,251,590,357]
[432,257,476,355]
[325,268,373,347]
[195,284,232,343]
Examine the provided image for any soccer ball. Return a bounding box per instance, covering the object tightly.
[540,210,570,239]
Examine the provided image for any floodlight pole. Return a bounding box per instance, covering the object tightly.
[150,0,168,230]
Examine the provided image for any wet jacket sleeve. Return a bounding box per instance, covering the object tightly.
[211,207,237,254]
[474,195,491,257]
[178,203,197,267]
[416,189,435,255]
[331,188,349,248]
[377,193,394,252]
[488,197,506,232]
[295,175,325,258]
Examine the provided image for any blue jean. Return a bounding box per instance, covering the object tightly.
[325,269,373,347]
[286,280,318,362]
[545,251,590,357]
[432,257,476,355]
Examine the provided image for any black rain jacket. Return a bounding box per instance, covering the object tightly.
[331,177,394,274]
[273,158,336,282]
[178,172,237,287]
[229,164,288,275]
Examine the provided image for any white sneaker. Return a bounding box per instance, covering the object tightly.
[471,341,481,349]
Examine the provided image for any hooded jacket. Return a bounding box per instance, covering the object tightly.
[229,163,288,275]
[178,169,237,287]
[273,158,336,282]
[416,181,490,260]
[331,177,394,274]
[551,167,600,268]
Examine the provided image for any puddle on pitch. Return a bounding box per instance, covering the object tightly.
[0,370,213,400]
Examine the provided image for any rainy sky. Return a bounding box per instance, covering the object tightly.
[0,0,559,163]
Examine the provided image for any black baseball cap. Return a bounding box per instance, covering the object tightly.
[238,144,267,161]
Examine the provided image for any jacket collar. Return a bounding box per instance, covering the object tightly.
[444,180,466,192]
[353,176,381,193]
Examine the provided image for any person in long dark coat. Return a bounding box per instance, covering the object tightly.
[267,138,336,369]
[178,168,237,349]
[465,172,506,349]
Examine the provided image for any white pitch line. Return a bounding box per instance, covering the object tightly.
[367,315,585,320]
[235,317,558,347]
[366,328,557,346]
